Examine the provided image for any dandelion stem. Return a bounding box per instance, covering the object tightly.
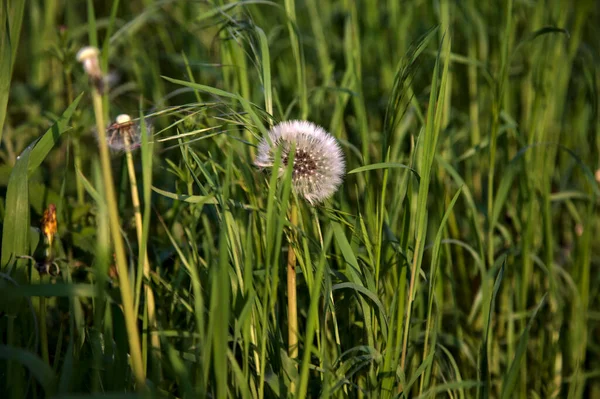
[287,201,299,387]
[39,288,49,365]
[124,136,162,379]
[90,89,146,390]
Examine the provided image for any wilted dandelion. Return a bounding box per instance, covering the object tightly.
[76,46,104,92]
[103,114,148,151]
[255,120,345,204]
[41,204,57,248]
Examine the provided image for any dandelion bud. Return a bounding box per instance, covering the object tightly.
[255,120,345,204]
[76,46,104,92]
[41,204,58,247]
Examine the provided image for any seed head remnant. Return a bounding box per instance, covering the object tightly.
[76,46,104,93]
[103,114,148,152]
[41,204,57,247]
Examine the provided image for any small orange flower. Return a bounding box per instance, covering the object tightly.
[41,204,58,247]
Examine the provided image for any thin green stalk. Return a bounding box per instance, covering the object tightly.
[287,201,299,390]
[297,229,332,398]
[39,289,49,365]
[90,90,145,390]
[284,0,307,119]
[72,140,85,205]
[63,71,85,205]
[125,137,161,379]
[400,35,451,378]
[487,0,513,267]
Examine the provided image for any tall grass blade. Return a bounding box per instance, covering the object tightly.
[0,0,25,142]
[500,293,548,399]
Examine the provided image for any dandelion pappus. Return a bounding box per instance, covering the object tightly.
[104,114,149,151]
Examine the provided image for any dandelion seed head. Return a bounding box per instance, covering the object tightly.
[76,46,101,77]
[76,46,99,63]
[116,114,132,124]
[255,120,345,204]
[103,114,150,152]
[77,46,104,92]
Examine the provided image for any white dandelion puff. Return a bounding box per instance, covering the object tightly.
[102,114,150,152]
[76,46,104,92]
[255,120,345,204]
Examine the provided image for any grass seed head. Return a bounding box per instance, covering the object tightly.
[255,120,345,205]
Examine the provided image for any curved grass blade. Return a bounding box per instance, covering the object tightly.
[1,144,31,269]
[0,0,26,142]
[478,259,505,399]
[0,345,57,396]
[348,162,420,182]
[152,186,217,204]
[27,94,83,176]
[2,283,96,299]
[500,293,548,399]
[2,95,82,269]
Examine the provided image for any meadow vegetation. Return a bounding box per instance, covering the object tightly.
[0,0,599,397]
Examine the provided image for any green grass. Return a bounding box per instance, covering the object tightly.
[1,0,599,397]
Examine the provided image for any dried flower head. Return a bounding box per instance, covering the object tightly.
[104,114,149,151]
[41,204,57,247]
[76,46,104,92]
[255,120,345,204]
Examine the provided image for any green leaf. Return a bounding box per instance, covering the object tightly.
[27,93,83,176]
[1,95,82,269]
[331,282,388,328]
[1,144,31,268]
[51,394,140,399]
[348,162,420,182]
[0,345,57,395]
[500,293,547,399]
[152,186,217,204]
[478,260,505,399]
[2,283,97,299]
[0,0,26,142]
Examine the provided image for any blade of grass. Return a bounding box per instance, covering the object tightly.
[1,144,31,269]
[400,35,452,374]
[478,260,505,399]
[500,293,547,399]
[0,0,25,141]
